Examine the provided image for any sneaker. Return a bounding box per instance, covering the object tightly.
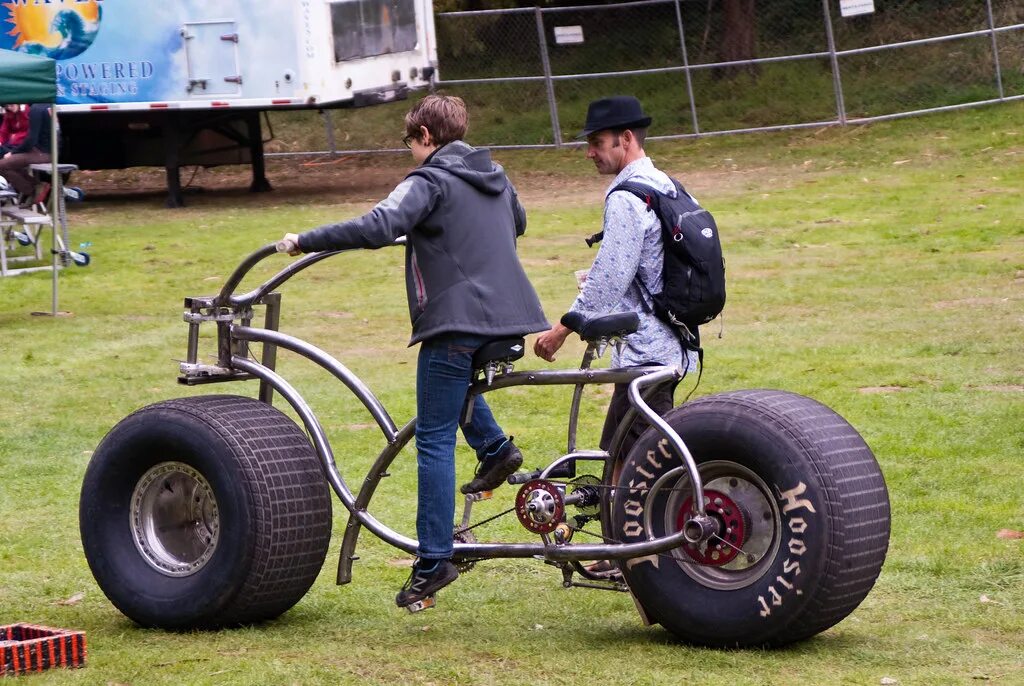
[584,560,623,581]
[460,437,523,494]
[63,186,85,202]
[395,558,459,608]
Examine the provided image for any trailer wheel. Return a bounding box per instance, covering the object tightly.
[610,390,889,648]
[80,395,332,629]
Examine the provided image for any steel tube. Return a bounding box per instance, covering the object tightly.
[232,238,406,307]
[822,0,847,125]
[565,346,596,453]
[216,243,277,306]
[627,369,704,515]
[673,0,700,135]
[338,420,417,584]
[539,450,607,479]
[986,0,1005,100]
[231,250,340,306]
[835,25,1024,57]
[433,75,546,86]
[536,7,563,147]
[230,356,357,511]
[846,95,1024,124]
[232,357,700,561]
[232,326,398,440]
[468,365,670,396]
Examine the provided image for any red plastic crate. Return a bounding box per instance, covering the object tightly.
[0,624,86,676]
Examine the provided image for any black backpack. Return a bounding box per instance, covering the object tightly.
[589,178,726,344]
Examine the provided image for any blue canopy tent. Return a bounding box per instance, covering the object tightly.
[0,48,69,315]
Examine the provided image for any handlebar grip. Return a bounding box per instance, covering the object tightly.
[276,239,297,254]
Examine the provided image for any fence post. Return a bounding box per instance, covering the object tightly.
[673,0,700,135]
[321,110,337,155]
[535,7,563,147]
[821,0,847,125]
[985,0,1005,100]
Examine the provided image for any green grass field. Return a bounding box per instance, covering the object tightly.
[0,102,1021,685]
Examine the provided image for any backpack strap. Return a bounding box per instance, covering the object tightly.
[584,182,659,247]
[610,181,659,212]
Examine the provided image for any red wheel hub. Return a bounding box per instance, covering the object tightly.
[515,480,565,535]
[677,489,746,566]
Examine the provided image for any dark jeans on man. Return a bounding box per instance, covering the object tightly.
[599,377,676,463]
[0,149,50,196]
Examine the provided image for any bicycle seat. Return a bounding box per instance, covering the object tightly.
[560,311,639,341]
[472,337,525,370]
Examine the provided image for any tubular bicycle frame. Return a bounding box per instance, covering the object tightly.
[178,243,714,584]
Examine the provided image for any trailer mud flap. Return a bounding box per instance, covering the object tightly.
[353,84,408,107]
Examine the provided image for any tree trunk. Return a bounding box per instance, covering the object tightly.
[719,0,758,78]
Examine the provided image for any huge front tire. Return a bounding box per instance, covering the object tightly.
[610,390,890,647]
[80,395,332,629]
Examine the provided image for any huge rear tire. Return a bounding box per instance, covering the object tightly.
[80,395,332,629]
[610,390,889,647]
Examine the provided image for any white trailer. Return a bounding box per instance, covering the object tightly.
[0,0,438,205]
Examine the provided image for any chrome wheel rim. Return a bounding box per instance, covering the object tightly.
[661,460,781,590]
[130,461,220,577]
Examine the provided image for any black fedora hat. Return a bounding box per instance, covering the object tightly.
[577,95,652,138]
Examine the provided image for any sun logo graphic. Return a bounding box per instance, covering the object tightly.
[3,0,102,61]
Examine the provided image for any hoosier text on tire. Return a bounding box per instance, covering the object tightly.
[80,395,332,629]
[610,389,890,648]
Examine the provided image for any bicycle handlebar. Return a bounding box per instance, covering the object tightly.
[215,237,407,308]
[216,243,279,307]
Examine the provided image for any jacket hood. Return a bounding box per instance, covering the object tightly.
[416,140,509,195]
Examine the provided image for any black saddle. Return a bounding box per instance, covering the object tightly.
[560,311,639,341]
[472,337,526,370]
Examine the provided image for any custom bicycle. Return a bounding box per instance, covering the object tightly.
[80,242,890,647]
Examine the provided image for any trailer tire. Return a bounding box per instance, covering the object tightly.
[80,395,332,629]
[610,390,889,647]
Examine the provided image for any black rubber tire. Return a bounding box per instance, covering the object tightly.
[80,395,332,629]
[610,389,890,648]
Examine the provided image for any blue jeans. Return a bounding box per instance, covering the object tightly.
[415,333,505,559]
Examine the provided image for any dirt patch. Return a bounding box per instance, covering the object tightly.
[68,152,751,210]
[933,296,1016,309]
[971,385,1024,393]
[857,386,909,394]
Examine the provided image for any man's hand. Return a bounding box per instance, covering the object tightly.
[277,233,302,256]
[534,322,572,362]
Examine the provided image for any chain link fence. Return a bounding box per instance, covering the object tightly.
[276,0,1022,154]
[430,0,1023,148]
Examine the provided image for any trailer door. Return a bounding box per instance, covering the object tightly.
[330,0,418,62]
[182,20,243,96]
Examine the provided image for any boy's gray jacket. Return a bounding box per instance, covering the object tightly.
[297,141,549,344]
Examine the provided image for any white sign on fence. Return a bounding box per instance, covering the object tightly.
[840,0,875,17]
[554,26,585,45]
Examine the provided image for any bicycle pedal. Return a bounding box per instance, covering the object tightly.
[405,595,436,613]
[466,490,493,502]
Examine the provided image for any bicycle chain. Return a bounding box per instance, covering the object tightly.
[453,478,758,571]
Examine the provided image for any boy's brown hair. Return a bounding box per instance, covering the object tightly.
[404,95,468,147]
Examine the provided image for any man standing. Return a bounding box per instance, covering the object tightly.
[534,95,698,491]
[281,95,548,608]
